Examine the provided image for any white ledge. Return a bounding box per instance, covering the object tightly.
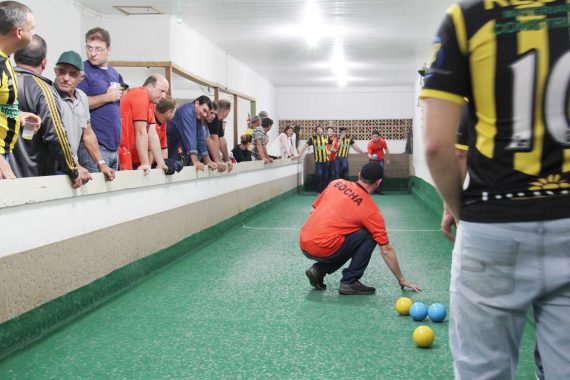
[0,159,296,209]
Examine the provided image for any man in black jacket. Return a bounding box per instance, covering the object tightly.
[10,35,81,188]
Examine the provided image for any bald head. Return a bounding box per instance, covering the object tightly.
[143,73,169,104]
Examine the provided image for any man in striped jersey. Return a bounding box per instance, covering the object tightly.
[335,127,367,180]
[0,1,41,179]
[10,35,80,188]
[298,126,333,194]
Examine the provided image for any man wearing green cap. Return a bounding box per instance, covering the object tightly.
[54,50,114,182]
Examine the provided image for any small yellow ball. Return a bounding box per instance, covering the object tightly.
[395,297,413,315]
[413,326,435,348]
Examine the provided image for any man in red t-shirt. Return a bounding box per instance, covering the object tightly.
[367,130,390,195]
[326,127,339,185]
[301,162,421,295]
[120,74,169,175]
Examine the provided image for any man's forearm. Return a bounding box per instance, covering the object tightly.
[424,98,463,218]
[148,127,166,166]
[379,244,404,282]
[206,136,222,162]
[220,137,230,161]
[135,132,150,166]
[82,131,103,164]
[257,141,266,159]
[87,94,110,111]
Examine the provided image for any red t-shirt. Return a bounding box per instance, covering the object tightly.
[368,139,387,160]
[327,136,339,162]
[300,180,389,257]
[120,87,156,166]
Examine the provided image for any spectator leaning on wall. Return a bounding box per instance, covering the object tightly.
[151,96,177,166]
[54,50,115,183]
[77,27,122,173]
[166,95,218,172]
[120,74,169,175]
[0,0,41,179]
[207,99,233,173]
[10,35,81,188]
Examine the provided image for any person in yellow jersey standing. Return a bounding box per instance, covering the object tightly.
[298,126,333,194]
[301,162,421,295]
[422,1,570,379]
[0,1,41,179]
[335,127,367,180]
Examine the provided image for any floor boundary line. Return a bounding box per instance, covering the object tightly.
[240,222,441,232]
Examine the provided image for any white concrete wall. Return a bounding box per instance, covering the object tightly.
[412,77,433,184]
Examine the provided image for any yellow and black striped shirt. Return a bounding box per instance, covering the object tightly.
[0,51,20,154]
[421,0,570,223]
[306,135,332,163]
[337,137,355,158]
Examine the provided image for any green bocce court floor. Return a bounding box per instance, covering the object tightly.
[0,194,538,379]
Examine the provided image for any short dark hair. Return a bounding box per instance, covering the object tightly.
[217,99,231,111]
[14,34,46,67]
[155,96,177,113]
[262,117,273,128]
[194,95,212,110]
[0,1,32,36]
[142,75,158,87]
[210,101,218,112]
[339,127,347,133]
[315,126,323,132]
[326,127,334,131]
[372,130,380,137]
[86,27,111,48]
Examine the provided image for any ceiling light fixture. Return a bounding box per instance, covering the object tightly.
[333,37,348,87]
[113,6,164,16]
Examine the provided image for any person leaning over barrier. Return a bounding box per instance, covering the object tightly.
[10,35,81,188]
[0,1,41,179]
[252,117,274,164]
[54,50,115,183]
[166,95,217,172]
[301,162,421,295]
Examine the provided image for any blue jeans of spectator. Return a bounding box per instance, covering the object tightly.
[450,219,570,380]
[303,228,376,284]
[369,159,384,192]
[1,153,10,179]
[335,157,349,180]
[327,160,336,184]
[78,142,119,173]
[315,162,329,193]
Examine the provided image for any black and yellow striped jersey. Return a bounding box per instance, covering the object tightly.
[337,137,356,158]
[422,0,570,223]
[306,135,332,163]
[0,51,20,154]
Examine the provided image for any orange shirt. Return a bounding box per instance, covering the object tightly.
[327,136,339,162]
[300,180,389,257]
[367,138,387,160]
[120,87,156,166]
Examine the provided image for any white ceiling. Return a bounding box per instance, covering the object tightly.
[78,0,456,87]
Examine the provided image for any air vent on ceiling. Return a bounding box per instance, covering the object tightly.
[113,6,164,15]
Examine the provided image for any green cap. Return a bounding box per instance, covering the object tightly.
[56,51,84,71]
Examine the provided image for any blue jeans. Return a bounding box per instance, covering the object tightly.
[450,219,570,380]
[369,159,384,192]
[78,142,119,173]
[315,162,329,193]
[335,157,348,180]
[303,228,377,284]
[327,160,336,184]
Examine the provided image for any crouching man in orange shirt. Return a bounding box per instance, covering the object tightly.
[300,162,421,295]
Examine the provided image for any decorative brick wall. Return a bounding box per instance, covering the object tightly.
[278,119,413,140]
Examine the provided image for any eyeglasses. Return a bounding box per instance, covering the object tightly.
[85,46,108,54]
[55,68,81,79]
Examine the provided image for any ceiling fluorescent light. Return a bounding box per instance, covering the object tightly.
[304,1,321,47]
[113,6,164,16]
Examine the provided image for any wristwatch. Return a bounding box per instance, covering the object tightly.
[96,160,105,167]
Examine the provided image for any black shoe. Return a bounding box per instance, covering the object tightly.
[338,281,375,295]
[306,265,326,290]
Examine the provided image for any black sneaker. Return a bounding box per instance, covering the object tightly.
[338,281,376,295]
[306,265,326,290]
